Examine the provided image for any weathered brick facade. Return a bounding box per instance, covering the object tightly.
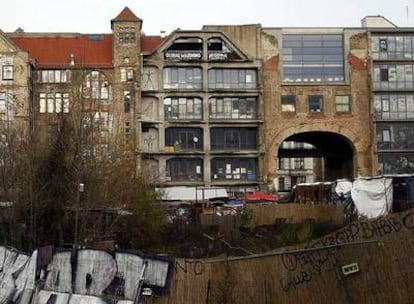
[0,8,408,193]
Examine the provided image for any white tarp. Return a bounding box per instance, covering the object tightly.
[157,186,228,201]
[351,177,393,218]
[335,180,353,196]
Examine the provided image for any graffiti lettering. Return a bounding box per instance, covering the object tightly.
[403,212,414,230]
[280,271,312,292]
[175,259,204,275]
[0,247,174,303]
[280,211,414,293]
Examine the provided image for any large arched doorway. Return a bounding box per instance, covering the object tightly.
[277,131,355,192]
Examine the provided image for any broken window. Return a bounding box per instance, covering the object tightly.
[207,37,241,61]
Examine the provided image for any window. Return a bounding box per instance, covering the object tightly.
[294,158,305,170]
[378,154,414,174]
[0,93,5,114]
[2,65,13,80]
[83,71,111,103]
[120,68,134,82]
[38,70,70,83]
[124,91,131,113]
[119,27,136,44]
[377,123,414,151]
[208,69,257,89]
[163,67,202,89]
[380,68,389,81]
[308,95,323,113]
[211,128,257,150]
[209,97,257,119]
[281,95,296,112]
[207,37,241,61]
[164,37,203,61]
[167,158,203,181]
[39,93,70,113]
[373,64,414,90]
[335,95,351,113]
[379,39,388,51]
[211,158,258,180]
[125,122,131,143]
[164,97,202,120]
[372,35,414,60]
[374,94,414,120]
[165,128,203,151]
[282,34,344,83]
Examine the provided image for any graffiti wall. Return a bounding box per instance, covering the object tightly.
[157,209,414,304]
[0,247,174,304]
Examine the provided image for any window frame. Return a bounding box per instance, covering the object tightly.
[164,97,203,120]
[211,157,258,180]
[163,67,202,89]
[167,158,203,181]
[308,95,324,113]
[335,95,351,113]
[2,65,14,80]
[281,95,296,112]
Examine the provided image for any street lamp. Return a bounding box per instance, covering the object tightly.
[74,183,84,247]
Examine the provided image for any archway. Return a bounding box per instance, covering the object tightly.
[277,131,355,191]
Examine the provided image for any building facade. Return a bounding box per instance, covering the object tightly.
[1,8,413,194]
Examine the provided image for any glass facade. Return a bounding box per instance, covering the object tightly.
[282,34,344,83]
[163,67,202,89]
[164,97,203,120]
[210,127,257,150]
[165,127,203,151]
[211,158,258,180]
[372,35,414,60]
[208,69,257,89]
[167,158,203,181]
[373,64,414,90]
[374,94,414,120]
[209,97,257,119]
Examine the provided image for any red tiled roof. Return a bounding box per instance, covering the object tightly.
[11,34,113,68]
[112,7,141,22]
[10,33,166,68]
[141,36,165,54]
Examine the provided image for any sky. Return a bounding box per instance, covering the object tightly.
[0,0,413,35]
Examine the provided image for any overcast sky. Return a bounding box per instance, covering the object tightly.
[1,0,413,35]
